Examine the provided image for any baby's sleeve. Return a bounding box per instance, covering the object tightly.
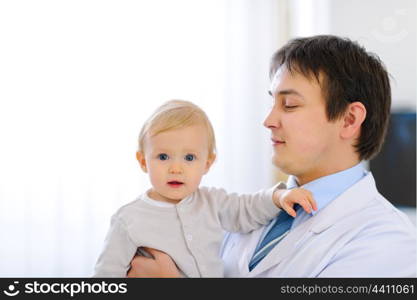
[93,214,138,277]
[209,182,286,233]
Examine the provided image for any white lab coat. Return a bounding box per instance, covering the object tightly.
[220,173,417,277]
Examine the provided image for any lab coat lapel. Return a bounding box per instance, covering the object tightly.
[248,215,315,276]
[237,226,265,276]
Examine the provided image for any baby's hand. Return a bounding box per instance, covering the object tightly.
[273,188,317,217]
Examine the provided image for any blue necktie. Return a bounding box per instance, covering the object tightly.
[248,208,296,271]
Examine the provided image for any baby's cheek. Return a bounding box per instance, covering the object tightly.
[149,172,163,186]
[188,173,204,189]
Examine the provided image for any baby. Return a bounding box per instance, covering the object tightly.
[94,100,316,277]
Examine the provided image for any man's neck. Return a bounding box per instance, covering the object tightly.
[294,160,361,186]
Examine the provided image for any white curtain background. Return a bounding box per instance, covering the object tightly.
[0,0,284,276]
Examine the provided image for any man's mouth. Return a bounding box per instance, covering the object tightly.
[167,181,184,188]
[271,138,285,146]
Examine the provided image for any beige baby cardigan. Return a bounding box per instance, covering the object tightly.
[94,185,282,277]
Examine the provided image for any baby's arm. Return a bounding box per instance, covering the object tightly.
[210,185,281,233]
[273,188,317,217]
[93,214,138,277]
[212,184,316,233]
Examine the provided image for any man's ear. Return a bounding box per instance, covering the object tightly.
[136,151,148,173]
[204,153,216,174]
[340,101,367,139]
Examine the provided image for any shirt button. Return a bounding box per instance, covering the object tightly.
[186,234,193,241]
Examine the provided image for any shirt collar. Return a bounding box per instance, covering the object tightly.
[286,162,368,216]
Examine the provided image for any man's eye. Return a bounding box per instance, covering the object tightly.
[284,105,298,109]
[184,154,195,161]
[158,153,169,160]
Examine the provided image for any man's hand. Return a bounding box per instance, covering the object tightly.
[127,247,181,278]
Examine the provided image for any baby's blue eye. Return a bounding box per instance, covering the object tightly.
[184,154,195,161]
[158,153,169,161]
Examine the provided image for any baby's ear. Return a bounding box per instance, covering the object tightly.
[204,153,216,174]
[136,151,148,173]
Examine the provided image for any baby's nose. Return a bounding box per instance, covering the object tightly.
[169,161,183,174]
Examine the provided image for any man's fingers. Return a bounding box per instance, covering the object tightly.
[130,255,149,270]
[141,247,177,274]
[142,247,167,260]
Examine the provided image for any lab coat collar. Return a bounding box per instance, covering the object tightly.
[309,172,378,233]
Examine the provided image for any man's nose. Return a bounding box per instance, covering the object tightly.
[169,160,183,174]
[263,107,281,129]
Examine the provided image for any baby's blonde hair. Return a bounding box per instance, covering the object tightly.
[138,100,216,158]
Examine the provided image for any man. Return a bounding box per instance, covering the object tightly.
[128,35,416,277]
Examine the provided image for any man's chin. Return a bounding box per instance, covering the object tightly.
[273,157,295,176]
[272,156,285,169]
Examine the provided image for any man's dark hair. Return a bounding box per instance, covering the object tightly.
[270,35,391,160]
